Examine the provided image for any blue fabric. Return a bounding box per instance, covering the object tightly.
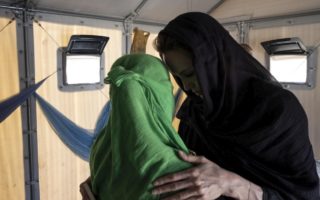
[0,78,47,123]
[0,75,180,161]
[35,93,111,161]
[93,101,111,140]
[36,88,180,161]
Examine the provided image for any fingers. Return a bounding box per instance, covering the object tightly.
[153,167,200,187]
[161,187,203,200]
[179,151,208,164]
[152,179,197,195]
[185,198,204,200]
[152,153,225,200]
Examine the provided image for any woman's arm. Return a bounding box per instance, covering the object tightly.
[152,151,263,200]
[223,169,263,200]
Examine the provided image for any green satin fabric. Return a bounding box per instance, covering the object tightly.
[90,54,192,200]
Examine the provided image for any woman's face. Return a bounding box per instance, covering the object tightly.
[162,48,203,98]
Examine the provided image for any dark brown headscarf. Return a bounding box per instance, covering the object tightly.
[158,12,319,199]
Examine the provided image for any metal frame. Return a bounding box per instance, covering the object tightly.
[15,9,40,200]
[0,4,15,17]
[0,6,40,200]
[0,3,24,11]
[0,7,39,200]
[237,21,250,44]
[1,2,320,30]
[222,9,320,31]
[123,0,150,54]
[123,18,133,54]
[57,48,105,92]
[265,48,317,90]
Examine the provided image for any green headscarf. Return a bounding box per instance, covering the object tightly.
[90,54,191,200]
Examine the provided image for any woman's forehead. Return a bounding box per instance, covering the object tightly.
[163,49,191,64]
[162,50,193,72]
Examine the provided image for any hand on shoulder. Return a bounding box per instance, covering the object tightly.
[152,151,263,200]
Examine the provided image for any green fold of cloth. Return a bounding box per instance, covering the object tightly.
[90,54,192,200]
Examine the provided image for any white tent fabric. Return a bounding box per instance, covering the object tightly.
[0,0,222,24]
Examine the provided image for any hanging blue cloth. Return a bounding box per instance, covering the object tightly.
[35,88,181,161]
[0,77,47,123]
[35,93,111,161]
[93,100,111,140]
[1,75,181,161]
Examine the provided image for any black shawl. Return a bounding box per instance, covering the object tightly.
[159,12,319,199]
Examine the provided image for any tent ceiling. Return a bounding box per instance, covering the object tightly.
[1,0,320,25]
[0,0,222,24]
[211,0,320,23]
[34,0,143,19]
[135,0,221,23]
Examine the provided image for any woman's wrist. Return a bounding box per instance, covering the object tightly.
[221,171,263,200]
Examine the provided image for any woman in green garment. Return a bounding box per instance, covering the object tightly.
[89,54,192,200]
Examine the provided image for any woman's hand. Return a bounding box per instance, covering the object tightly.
[152,151,263,200]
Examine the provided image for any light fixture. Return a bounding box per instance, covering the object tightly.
[58,35,109,91]
[261,37,317,89]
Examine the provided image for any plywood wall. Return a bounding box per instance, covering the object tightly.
[246,23,320,159]
[227,23,320,159]
[0,17,25,200]
[1,5,319,200]
[33,14,123,200]
[145,32,161,58]
[219,19,320,160]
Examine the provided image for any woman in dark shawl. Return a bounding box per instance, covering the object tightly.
[152,12,319,200]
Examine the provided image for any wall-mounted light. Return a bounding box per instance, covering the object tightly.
[261,37,317,89]
[58,35,109,91]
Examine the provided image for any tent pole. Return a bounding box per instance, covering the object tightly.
[15,8,40,200]
[123,0,150,54]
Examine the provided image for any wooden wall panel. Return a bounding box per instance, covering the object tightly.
[0,17,25,200]
[33,14,123,200]
[248,23,320,159]
[145,32,160,58]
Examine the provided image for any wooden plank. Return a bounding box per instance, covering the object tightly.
[0,17,25,200]
[33,18,122,200]
[248,23,320,159]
